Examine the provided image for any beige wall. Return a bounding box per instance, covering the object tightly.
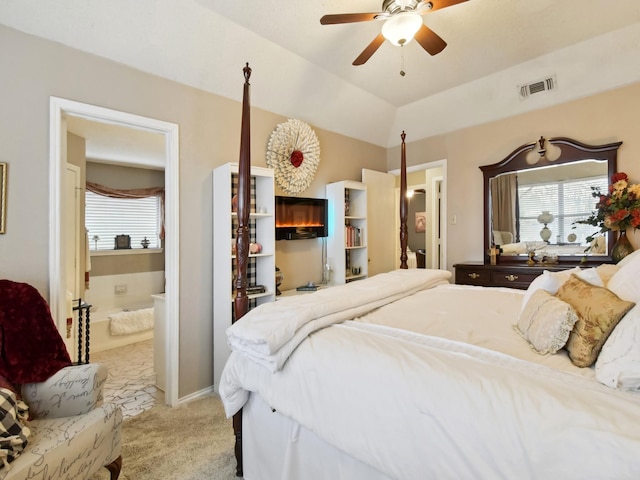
[86,162,165,190]
[388,82,640,270]
[0,25,386,398]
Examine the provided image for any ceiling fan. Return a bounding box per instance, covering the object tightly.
[320,0,468,66]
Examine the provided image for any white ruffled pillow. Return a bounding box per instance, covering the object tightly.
[516,289,579,355]
[595,305,640,390]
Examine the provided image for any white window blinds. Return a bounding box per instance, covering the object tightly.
[85,190,160,250]
[518,175,608,244]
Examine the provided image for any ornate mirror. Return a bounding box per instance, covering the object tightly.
[480,136,622,265]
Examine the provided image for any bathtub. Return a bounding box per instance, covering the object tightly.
[89,304,154,353]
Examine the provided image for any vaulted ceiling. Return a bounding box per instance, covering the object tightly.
[2,0,640,156]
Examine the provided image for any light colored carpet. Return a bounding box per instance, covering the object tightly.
[90,394,238,480]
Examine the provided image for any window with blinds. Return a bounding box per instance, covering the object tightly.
[85,190,161,250]
[518,175,607,244]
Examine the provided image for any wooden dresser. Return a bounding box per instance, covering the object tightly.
[453,262,572,290]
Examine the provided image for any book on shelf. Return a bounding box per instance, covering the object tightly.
[246,285,266,295]
[344,225,361,247]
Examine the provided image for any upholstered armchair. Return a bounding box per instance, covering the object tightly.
[3,363,123,479]
[0,279,123,479]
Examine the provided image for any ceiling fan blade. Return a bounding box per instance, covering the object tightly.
[414,24,447,55]
[425,0,469,13]
[320,13,381,25]
[353,34,386,66]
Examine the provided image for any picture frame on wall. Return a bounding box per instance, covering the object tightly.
[415,211,426,233]
[0,163,6,234]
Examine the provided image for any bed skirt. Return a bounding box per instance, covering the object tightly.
[243,393,391,480]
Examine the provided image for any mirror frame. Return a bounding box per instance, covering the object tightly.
[480,136,622,266]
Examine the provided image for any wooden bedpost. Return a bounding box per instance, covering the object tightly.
[399,131,408,269]
[232,62,252,478]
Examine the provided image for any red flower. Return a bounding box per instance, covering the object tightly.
[611,172,628,183]
[575,172,640,234]
[290,150,304,168]
[610,209,630,223]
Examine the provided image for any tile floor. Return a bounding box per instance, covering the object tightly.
[90,339,162,419]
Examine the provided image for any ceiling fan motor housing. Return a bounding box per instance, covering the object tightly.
[382,0,432,14]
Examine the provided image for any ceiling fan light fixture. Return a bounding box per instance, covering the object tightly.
[382,11,422,46]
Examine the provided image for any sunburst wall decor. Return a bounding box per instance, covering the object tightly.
[266,119,320,195]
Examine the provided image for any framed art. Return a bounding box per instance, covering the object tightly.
[415,211,426,233]
[0,163,6,234]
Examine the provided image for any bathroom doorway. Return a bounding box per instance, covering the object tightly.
[49,97,180,406]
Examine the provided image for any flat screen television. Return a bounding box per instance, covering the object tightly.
[275,196,328,240]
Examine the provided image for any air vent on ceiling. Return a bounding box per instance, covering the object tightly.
[518,75,557,100]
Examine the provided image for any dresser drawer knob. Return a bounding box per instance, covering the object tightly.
[467,273,480,279]
[505,274,519,282]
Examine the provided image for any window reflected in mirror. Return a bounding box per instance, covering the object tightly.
[490,160,608,256]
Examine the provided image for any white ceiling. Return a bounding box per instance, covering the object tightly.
[2,0,640,164]
[66,116,166,169]
[203,0,640,107]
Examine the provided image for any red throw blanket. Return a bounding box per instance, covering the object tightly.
[0,280,72,385]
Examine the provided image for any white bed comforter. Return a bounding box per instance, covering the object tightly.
[226,268,452,372]
[220,275,640,479]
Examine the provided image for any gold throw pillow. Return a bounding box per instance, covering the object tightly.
[556,273,635,368]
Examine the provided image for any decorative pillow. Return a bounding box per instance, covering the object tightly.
[616,246,640,269]
[0,387,30,469]
[516,289,579,354]
[596,263,620,286]
[595,305,640,390]
[520,267,580,313]
[607,249,640,304]
[557,274,635,368]
[519,267,602,313]
[0,377,18,399]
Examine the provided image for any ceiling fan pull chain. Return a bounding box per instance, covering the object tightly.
[400,47,406,76]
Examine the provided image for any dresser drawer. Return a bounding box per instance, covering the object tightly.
[490,270,540,289]
[455,266,491,286]
[454,263,576,289]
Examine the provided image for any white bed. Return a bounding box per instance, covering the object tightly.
[220,258,640,479]
[224,65,640,479]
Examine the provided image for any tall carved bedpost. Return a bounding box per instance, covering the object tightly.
[232,62,252,478]
[399,131,408,268]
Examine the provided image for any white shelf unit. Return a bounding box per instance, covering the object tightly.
[213,163,275,392]
[326,180,368,285]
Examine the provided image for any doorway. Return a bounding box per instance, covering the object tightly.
[390,160,447,270]
[49,97,180,406]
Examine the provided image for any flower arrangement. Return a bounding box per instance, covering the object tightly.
[575,172,640,242]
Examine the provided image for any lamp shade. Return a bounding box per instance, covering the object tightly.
[537,211,554,225]
[382,12,422,46]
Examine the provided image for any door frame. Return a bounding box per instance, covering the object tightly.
[64,164,81,355]
[389,159,447,270]
[431,176,443,269]
[49,97,180,406]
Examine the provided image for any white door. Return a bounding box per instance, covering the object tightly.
[64,164,81,355]
[362,169,396,276]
